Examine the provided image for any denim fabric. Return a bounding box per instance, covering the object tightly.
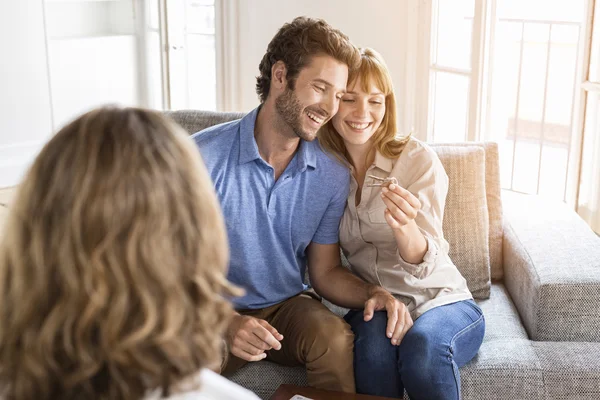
[345,299,485,399]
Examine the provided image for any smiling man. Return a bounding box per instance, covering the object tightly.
[192,17,391,393]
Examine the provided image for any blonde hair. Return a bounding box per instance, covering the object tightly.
[0,107,241,400]
[319,47,411,164]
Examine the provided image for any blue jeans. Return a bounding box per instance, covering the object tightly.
[344,299,485,399]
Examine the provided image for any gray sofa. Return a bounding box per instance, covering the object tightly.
[166,110,600,400]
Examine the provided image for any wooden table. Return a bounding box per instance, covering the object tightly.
[270,384,397,400]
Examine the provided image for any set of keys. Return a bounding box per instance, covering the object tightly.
[366,175,398,188]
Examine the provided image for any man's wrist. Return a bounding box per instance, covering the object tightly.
[226,312,241,339]
[367,284,389,298]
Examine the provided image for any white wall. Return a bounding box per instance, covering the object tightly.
[48,36,139,129]
[0,0,415,187]
[44,1,135,39]
[227,0,412,134]
[0,0,142,187]
[45,0,140,129]
[0,0,54,188]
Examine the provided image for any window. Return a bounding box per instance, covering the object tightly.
[422,0,588,205]
[487,0,585,201]
[427,0,477,143]
[164,0,217,110]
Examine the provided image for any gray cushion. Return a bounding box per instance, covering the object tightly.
[231,283,600,399]
[227,362,306,400]
[164,110,244,135]
[502,191,600,342]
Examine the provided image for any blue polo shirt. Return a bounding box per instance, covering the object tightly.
[192,107,350,309]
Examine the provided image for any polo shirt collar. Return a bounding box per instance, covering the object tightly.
[238,107,262,165]
[297,139,317,171]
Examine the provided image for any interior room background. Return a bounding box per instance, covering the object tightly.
[2,0,600,234]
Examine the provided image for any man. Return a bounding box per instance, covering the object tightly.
[193,17,408,393]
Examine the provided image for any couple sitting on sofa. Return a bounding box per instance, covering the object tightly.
[0,16,484,400]
[195,16,485,399]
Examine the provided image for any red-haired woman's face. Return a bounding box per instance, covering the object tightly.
[332,77,386,147]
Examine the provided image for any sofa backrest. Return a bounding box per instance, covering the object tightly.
[164,110,245,134]
[165,110,503,299]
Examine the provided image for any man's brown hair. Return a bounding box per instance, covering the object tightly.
[256,16,360,103]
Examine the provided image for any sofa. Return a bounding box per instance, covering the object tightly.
[166,109,600,400]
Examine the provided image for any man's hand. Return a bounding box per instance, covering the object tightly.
[226,314,284,361]
[364,287,413,346]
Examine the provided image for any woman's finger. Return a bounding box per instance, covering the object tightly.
[384,209,406,230]
[381,196,410,225]
[388,184,421,210]
[382,188,417,219]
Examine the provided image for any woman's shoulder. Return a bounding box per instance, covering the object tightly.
[395,138,445,175]
[149,369,260,400]
[398,137,439,163]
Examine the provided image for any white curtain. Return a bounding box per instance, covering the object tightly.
[578,93,600,235]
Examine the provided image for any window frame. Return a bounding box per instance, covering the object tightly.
[417,0,591,208]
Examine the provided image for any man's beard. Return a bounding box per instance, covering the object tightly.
[275,87,322,142]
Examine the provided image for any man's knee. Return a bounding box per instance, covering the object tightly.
[303,314,354,363]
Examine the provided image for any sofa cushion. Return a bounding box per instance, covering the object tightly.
[233,284,600,400]
[228,361,306,400]
[0,206,8,240]
[0,187,15,240]
[479,143,503,281]
[461,285,543,399]
[461,341,600,400]
[433,145,491,299]
[164,110,244,135]
[232,285,600,400]
[502,191,600,342]
[432,142,503,280]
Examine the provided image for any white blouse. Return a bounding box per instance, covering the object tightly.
[145,369,260,400]
[340,138,473,319]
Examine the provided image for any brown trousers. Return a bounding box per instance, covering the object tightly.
[222,293,356,393]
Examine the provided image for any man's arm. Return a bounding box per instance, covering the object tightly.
[307,242,373,308]
[307,242,413,345]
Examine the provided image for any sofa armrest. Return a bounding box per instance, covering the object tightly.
[502,191,600,342]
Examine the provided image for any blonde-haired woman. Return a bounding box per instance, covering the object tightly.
[0,107,259,400]
[319,48,485,399]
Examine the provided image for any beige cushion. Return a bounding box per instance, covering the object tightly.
[0,206,8,238]
[0,187,15,240]
[481,143,503,280]
[432,143,504,280]
[433,146,491,299]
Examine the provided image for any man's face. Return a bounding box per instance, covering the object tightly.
[275,55,348,141]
